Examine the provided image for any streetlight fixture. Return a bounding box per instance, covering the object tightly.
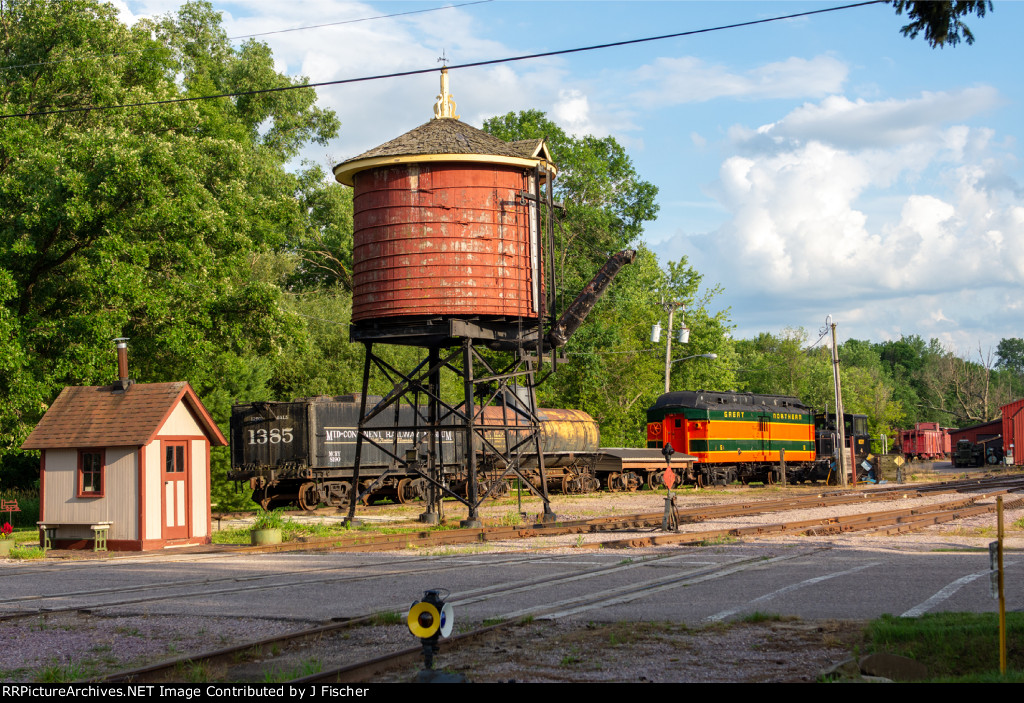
[672,353,718,364]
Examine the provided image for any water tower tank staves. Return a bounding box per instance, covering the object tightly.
[334,86,556,327]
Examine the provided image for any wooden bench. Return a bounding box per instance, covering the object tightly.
[37,521,112,552]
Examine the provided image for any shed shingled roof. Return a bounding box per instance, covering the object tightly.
[21,382,227,450]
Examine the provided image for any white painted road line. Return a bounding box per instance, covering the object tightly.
[900,560,1018,617]
[706,561,882,622]
[450,552,726,608]
[498,551,818,621]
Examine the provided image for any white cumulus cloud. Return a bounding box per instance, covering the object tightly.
[669,88,1024,348]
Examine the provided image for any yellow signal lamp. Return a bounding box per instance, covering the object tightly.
[407,601,441,638]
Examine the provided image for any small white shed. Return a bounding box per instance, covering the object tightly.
[21,381,227,550]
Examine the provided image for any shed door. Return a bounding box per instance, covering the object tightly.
[161,441,190,540]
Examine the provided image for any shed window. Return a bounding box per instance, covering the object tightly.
[78,450,104,497]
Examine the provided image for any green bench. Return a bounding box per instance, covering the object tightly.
[37,521,112,552]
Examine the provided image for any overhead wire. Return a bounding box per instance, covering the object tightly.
[0,0,887,120]
[0,0,494,74]
[227,0,495,40]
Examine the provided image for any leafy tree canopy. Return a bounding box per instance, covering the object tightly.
[484,111,731,446]
[483,110,660,294]
[0,0,339,476]
[889,0,993,47]
[996,338,1024,376]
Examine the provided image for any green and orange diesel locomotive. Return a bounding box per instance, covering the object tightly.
[646,390,867,485]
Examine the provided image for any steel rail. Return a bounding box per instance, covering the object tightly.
[81,480,1024,684]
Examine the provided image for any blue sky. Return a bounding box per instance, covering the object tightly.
[118,1,1024,358]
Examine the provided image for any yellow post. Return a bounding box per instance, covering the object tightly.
[998,496,1006,675]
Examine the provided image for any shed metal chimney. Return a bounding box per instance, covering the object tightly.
[114,337,133,390]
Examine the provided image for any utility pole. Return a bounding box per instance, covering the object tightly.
[652,301,685,394]
[828,315,848,487]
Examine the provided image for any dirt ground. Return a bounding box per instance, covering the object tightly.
[376,617,868,683]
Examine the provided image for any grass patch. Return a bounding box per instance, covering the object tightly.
[175,661,212,683]
[741,611,786,624]
[211,526,252,544]
[263,659,322,683]
[496,511,523,527]
[559,648,582,667]
[213,518,431,545]
[232,647,262,664]
[35,661,88,683]
[10,545,46,560]
[368,611,403,626]
[699,534,738,546]
[864,612,1024,681]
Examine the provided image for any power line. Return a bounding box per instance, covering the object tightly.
[0,0,494,74]
[227,0,495,40]
[0,0,886,120]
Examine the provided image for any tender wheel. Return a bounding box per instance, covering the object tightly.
[298,482,319,511]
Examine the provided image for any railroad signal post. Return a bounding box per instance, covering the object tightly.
[661,443,679,532]
[408,588,460,681]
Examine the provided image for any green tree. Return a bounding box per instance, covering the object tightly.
[483,110,731,446]
[735,328,811,399]
[483,110,659,297]
[889,1,993,48]
[0,0,339,483]
[996,338,1024,376]
[539,250,735,446]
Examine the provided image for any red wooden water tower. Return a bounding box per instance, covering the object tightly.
[334,70,633,525]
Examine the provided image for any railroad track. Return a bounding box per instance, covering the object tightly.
[79,478,1024,684]
[8,476,1022,624]
[95,548,817,683]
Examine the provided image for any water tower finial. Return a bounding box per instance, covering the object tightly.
[433,65,459,120]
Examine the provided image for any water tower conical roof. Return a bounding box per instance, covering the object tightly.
[333,118,554,186]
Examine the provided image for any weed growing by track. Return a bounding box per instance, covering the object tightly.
[741,612,788,624]
[262,659,322,683]
[864,612,1024,681]
[368,611,403,626]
